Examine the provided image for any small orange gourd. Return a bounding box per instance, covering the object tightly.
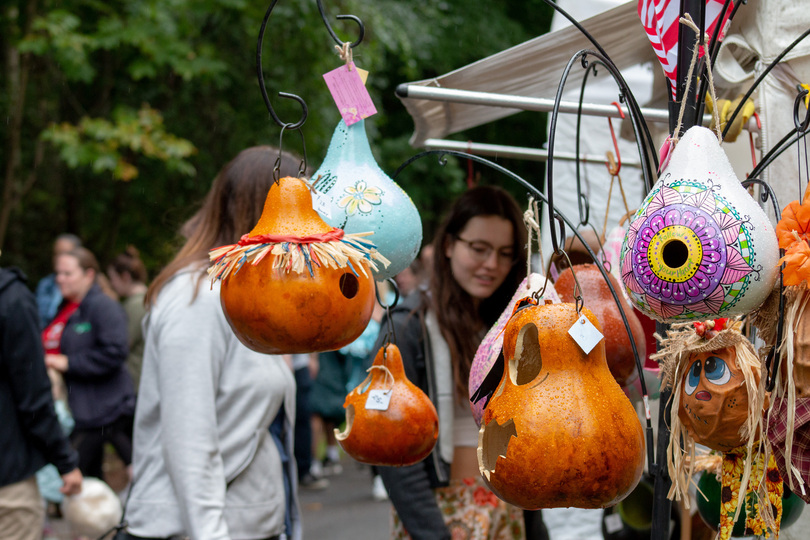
[479,302,645,509]
[555,264,646,387]
[212,176,381,354]
[335,343,438,466]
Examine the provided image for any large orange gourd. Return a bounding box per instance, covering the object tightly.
[335,343,438,466]
[216,176,377,354]
[556,264,646,387]
[479,302,645,509]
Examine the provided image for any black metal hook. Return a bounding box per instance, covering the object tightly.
[316,0,365,48]
[794,86,810,134]
[256,1,308,130]
[377,278,400,350]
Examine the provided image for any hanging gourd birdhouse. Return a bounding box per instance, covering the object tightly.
[556,264,646,387]
[619,126,779,322]
[469,273,560,426]
[478,302,645,509]
[209,176,389,354]
[652,319,779,540]
[311,119,422,280]
[335,343,438,466]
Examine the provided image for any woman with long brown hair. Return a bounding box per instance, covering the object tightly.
[123,147,303,540]
[373,185,534,540]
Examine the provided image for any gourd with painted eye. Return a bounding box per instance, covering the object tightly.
[619,126,779,322]
[335,343,439,466]
[678,347,752,452]
[478,302,645,509]
[209,176,387,354]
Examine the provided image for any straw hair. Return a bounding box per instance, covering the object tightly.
[651,319,767,524]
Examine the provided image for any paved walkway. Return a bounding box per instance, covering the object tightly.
[45,455,390,539]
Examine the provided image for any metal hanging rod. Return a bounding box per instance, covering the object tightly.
[422,138,642,168]
[397,84,760,132]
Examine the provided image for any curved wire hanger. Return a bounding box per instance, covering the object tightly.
[256,0,365,131]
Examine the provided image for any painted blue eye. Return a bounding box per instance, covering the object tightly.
[704,356,731,385]
[685,360,701,396]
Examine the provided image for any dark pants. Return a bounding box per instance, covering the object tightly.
[71,413,134,479]
[293,366,314,478]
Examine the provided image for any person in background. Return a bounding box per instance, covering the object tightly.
[0,265,83,540]
[372,186,546,540]
[44,247,135,485]
[292,353,329,490]
[123,146,301,540]
[107,246,148,392]
[36,234,82,328]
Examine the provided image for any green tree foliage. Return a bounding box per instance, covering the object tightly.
[1,0,552,282]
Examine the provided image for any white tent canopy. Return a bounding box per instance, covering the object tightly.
[396,1,659,147]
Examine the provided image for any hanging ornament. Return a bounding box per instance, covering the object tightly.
[335,343,438,466]
[619,126,779,322]
[556,264,646,387]
[651,319,780,539]
[209,176,389,354]
[760,179,810,501]
[478,302,645,509]
[311,119,422,280]
[468,273,560,426]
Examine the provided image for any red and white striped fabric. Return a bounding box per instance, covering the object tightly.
[638,0,733,99]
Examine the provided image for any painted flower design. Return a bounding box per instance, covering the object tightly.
[337,180,382,215]
[621,185,753,320]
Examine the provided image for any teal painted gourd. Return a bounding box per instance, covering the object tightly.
[312,120,422,280]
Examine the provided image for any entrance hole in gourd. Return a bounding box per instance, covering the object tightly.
[510,323,543,385]
[479,418,517,481]
[339,272,359,299]
[662,239,688,270]
[334,404,355,441]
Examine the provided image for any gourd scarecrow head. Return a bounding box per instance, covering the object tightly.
[652,318,779,540]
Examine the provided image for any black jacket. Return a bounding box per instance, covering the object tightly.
[371,292,452,540]
[0,267,78,487]
[61,284,134,428]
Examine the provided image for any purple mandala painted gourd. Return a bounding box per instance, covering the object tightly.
[620,126,779,322]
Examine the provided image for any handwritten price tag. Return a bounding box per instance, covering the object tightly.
[567,314,604,354]
[365,389,392,411]
[323,62,377,126]
[311,193,332,219]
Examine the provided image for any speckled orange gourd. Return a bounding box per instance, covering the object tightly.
[335,343,438,466]
[219,176,375,354]
[556,264,646,387]
[478,302,645,509]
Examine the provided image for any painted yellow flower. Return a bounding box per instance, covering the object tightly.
[338,180,382,215]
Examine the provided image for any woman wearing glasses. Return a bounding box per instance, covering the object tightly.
[372,186,542,540]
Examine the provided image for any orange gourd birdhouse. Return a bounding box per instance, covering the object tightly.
[556,264,646,387]
[478,301,645,510]
[209,176,389,354]
[335,343,438,466]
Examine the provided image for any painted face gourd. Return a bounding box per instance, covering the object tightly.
[210,176,384,354]
[555,264,646,387]
[677,347,750,452]
[478,302,645,509]
[335,343,438,466]
[620,126,779,322]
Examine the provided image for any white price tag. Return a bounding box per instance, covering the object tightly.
[567,314,604,355]
[604,512,623,534]
[365,389,392,411]
[312,194,332,219]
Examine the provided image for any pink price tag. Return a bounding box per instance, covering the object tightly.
[323,62,377,126]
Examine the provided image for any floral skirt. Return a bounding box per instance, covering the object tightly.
[392,477,525,540]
